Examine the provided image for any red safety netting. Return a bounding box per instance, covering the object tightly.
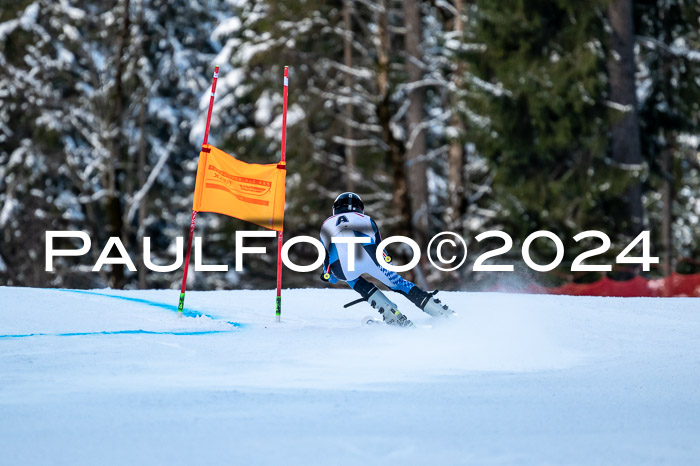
[527,273,700,297]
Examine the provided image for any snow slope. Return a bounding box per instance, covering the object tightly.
[1,287,699,465]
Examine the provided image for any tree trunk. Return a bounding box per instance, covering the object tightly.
[137,0,147,289]
[403,0,429,247]
[661,147,673,277]
[376,0,410,237]
[106,0,130,288]
[447,0,466,232]
[656,3,674,281]
[606,0,644,235]
[343,0,356,192]
[137,92,147,289]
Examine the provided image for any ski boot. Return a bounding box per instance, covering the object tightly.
[367,288,413,327]
[407,287,455,318]
[345,278,414,327]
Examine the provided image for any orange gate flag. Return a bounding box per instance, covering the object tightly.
[192,144,286,231]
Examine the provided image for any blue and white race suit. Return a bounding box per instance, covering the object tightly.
[319,212,415,294]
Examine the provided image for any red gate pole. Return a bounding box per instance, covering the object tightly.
[275,66,289,323]
[178,65,220,317]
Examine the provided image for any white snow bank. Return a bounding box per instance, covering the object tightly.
[2,287,700,465]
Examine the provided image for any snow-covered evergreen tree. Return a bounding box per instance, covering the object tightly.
[1,0,698,289]
[0,0,223,288]
[207,0,496,288]
[635,0,700,273]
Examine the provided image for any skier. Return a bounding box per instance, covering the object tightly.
[319,192,454,327]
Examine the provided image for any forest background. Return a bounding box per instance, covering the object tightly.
[1,0,698,291]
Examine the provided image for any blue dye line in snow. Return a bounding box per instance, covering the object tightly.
[56,289,245,327]
[0,329,232,339]
[0,289,248,339]
[58,289,200,317]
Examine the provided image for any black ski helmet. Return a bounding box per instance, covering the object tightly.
[333,192,364,215]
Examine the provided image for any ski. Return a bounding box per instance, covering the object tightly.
[361,315,432,328]
[362,315,384,326]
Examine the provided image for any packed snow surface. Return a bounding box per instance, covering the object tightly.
[1,287,699,465]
